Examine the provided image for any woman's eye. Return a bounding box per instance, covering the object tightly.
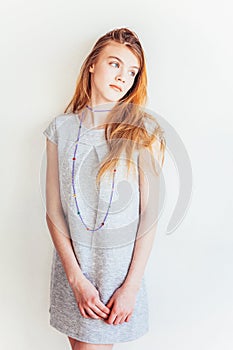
[110,62,119,68]
[129,71,136,77]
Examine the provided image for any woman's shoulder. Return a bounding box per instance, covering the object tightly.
[50,113,77,135]
[54,112,75,125]
[43,112,77,144]
[142,110,165,143]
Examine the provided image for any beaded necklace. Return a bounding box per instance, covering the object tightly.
[71,105,117,232]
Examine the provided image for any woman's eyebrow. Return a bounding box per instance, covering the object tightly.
[107,55,139,70]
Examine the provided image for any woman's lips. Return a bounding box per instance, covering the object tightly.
[109,84,122,92]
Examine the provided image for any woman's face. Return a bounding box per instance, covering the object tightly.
[89,41,140,105]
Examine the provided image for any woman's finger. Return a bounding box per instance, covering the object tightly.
[118,315,127,324]
[113,314,125,325]
[79,305,90,319]
[91,304,109,319]
[85,307,101,319]
[107,311,118,324]
[125,313,132,322]
[95,299,111,315]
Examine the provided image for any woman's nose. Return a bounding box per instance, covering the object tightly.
[116,70,126,83]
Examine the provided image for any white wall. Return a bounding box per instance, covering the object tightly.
[0,0,232,349]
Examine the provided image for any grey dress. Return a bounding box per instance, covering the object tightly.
[43,112,151,344]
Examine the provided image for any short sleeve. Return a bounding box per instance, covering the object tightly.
[43,117,58,144]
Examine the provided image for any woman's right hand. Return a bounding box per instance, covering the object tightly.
[71,277,111,320]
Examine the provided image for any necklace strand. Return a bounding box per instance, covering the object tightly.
[86,104,113,113]
[71,107,116,232]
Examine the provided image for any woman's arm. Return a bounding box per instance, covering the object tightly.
[123,140,162,292]
[45,139,86,287]
[45,139,111,319]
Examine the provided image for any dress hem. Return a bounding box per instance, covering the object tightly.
[49,319,150,344]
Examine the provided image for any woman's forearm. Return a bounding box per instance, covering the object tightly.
[123,216,158,292]
[46,210,86,288]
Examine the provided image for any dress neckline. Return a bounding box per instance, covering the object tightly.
[74,113,106,133]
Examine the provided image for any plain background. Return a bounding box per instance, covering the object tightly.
[1,0,233,349]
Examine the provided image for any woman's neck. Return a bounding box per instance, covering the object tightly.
[84,101,116,129]
[87,101,117,112]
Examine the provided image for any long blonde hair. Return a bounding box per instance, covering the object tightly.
[64,27,166,185]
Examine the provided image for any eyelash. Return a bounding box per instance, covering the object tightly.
[110,62,136,77]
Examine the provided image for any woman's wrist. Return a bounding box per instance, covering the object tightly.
[122,279,141,293]
[67,269,87,289]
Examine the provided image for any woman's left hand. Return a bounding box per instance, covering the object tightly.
[103,284,138,325]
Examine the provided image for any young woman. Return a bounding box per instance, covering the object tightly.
[43,28,166,350]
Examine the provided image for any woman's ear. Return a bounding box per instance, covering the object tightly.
[89,64,95,73]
